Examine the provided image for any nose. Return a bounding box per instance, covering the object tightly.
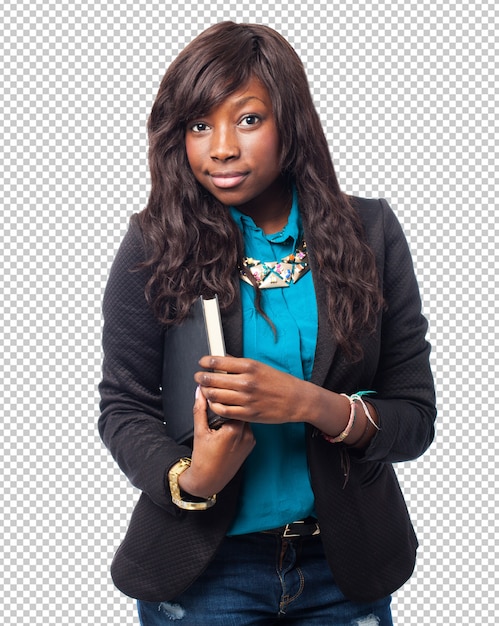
[210,126,240,161]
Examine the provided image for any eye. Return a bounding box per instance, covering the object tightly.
[239,115,261,127]
[190,122,210,133]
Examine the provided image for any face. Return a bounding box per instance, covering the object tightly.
[185,77,286,224]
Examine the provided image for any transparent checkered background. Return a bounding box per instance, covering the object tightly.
[1,1,497,624]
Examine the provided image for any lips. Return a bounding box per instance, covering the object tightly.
[209,171,248,189]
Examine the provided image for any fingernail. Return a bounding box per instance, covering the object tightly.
[195,385,201,399]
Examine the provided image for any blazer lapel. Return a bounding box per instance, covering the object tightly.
[308,248,339,387]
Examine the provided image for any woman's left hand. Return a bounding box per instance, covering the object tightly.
[195,355,310,424]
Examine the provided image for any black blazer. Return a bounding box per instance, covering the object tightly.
[98,197,436,603]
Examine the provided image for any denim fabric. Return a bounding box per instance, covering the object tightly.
[137,533,392,625]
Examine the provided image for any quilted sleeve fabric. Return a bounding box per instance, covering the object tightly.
[356,198,437,463]
[98,216,191,513]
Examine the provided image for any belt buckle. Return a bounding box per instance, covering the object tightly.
[282,521,302,538]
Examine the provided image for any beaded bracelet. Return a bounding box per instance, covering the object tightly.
[322,393,356,443]
[354,394,380,431]
[321,391,381,444]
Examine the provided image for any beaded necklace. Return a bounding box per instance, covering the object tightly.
[238,240,309,289]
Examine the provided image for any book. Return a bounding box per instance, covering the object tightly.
[162,295,227,444]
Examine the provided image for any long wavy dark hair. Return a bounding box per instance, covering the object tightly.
[137,21,383,360]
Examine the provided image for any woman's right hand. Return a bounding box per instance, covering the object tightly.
[177,386,255,499]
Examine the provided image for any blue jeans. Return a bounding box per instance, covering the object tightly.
[137,532,393,625]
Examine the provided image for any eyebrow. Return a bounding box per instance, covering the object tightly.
[233,95,267,107]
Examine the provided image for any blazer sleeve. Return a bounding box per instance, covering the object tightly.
[98,216,191,513]
[355,198,436,463]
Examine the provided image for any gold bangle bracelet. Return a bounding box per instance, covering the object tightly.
[168,457,217,510]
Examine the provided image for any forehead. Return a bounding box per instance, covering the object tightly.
[228,77,271,102]
[197,76,272,116]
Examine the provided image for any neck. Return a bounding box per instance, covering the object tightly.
[238,178,292,234]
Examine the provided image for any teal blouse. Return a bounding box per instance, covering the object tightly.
[227,190,318,535]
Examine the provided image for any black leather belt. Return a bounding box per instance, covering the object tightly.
[262,516,320,538]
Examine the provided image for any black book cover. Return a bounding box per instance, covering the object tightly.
[162,296,226,444]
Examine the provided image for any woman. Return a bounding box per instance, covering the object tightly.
[99,21,436,625]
